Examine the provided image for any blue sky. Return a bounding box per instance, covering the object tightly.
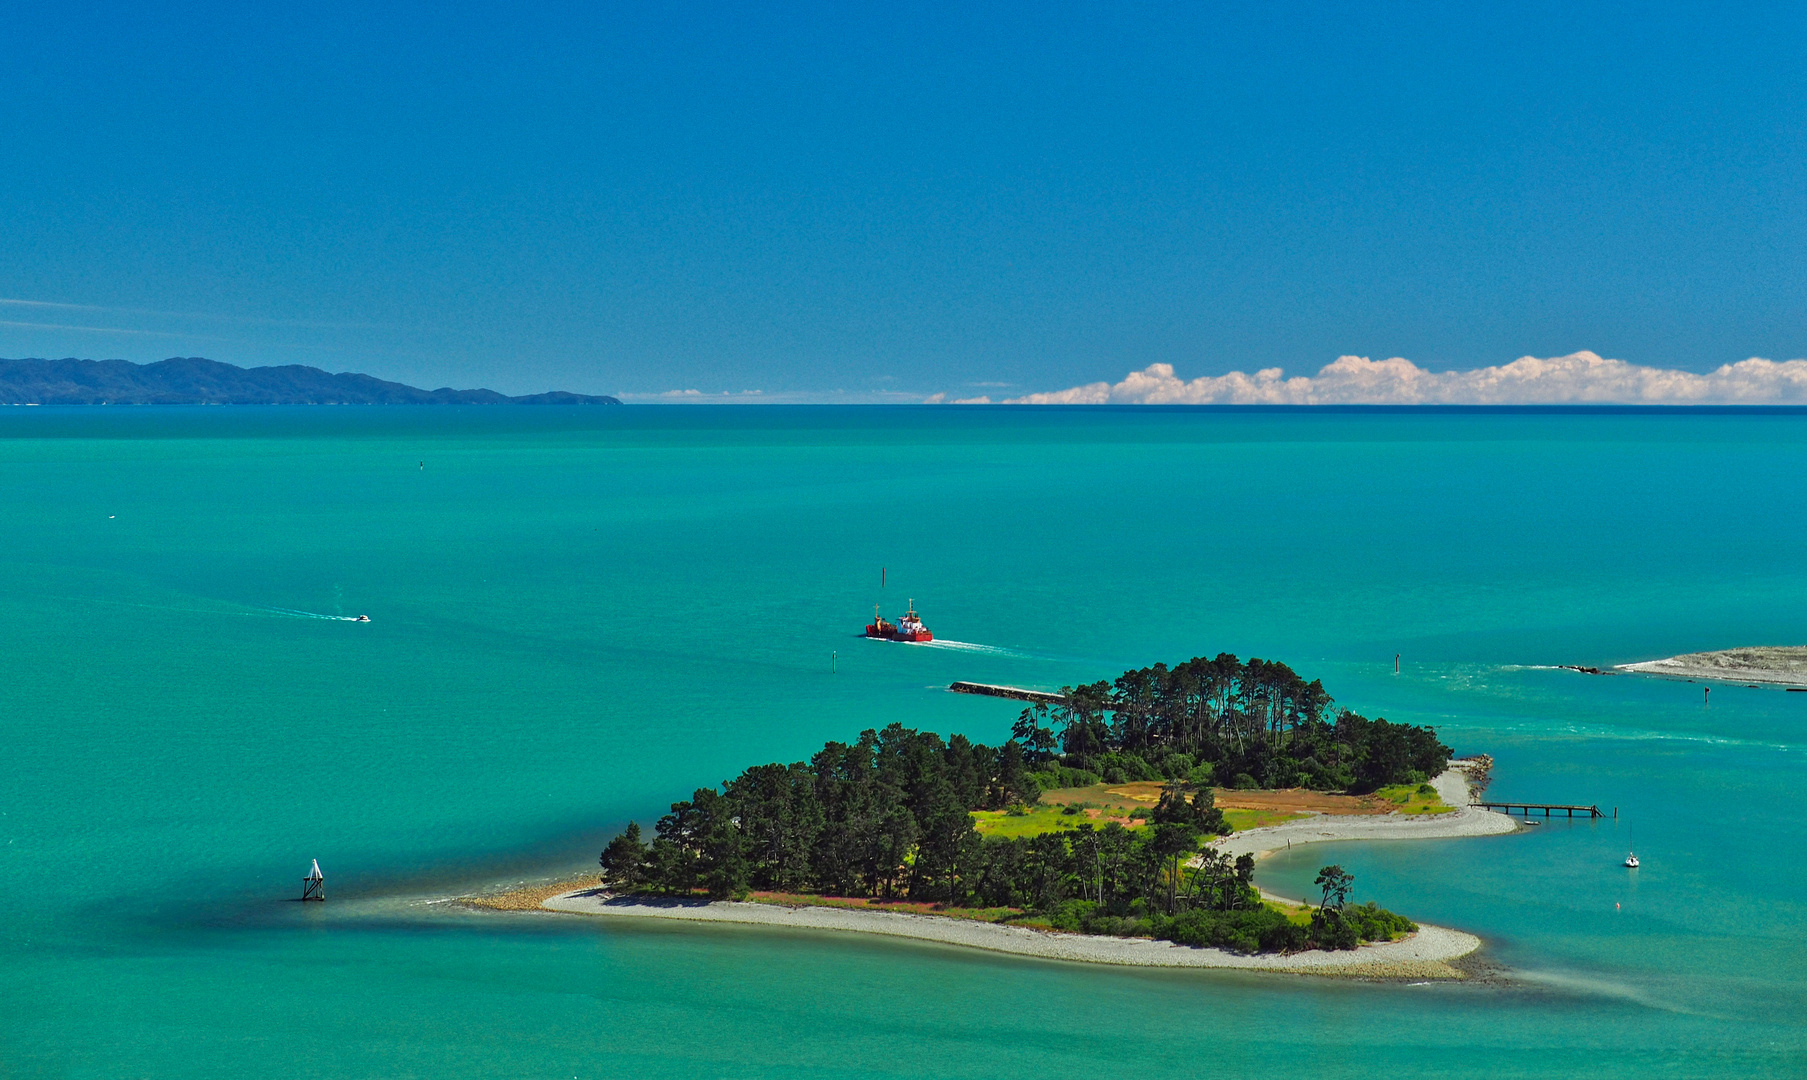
[2,2,1804,400]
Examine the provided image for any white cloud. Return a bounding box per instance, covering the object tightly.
[1001,352,1807,406]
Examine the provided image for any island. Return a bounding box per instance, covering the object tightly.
[0,356,621,405]
[476,653,1519,977]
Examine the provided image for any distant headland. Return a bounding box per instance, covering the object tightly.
[0,357,621,405]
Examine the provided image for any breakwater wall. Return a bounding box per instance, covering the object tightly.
[948,681,1064,704]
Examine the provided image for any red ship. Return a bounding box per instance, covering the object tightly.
[865,600,933,642]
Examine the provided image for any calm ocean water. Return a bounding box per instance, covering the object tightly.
[2,405,1803,1078]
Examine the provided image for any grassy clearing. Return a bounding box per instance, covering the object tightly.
[971,803,1149,838]
[1373,783,1453,815]
[975,778,1443,840]
[978,784,1159,837]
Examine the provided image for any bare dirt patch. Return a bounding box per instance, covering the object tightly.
[1212,788,1400,815]
[1040,783,1155,811]
[1103,781,1167,803]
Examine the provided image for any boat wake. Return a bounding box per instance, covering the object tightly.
[264,607,369,623]
[915,639,1024,657]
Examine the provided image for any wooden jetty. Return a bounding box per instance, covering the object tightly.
[948,681,1063,705]
[1476,801,1604,819]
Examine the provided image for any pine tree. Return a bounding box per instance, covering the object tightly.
[599,822,648,889]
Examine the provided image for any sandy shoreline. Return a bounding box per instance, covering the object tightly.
[541,889,1480,977]
[496,767,1512,978]
[1211,764,1518,860]
[1618,645,1807,687]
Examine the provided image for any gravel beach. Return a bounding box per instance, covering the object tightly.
[540,889,1481,976]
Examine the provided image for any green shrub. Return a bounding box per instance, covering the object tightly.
[1080,914,1148,938]
[1156,907,1307,954]
[1345,901,1416,942]
[1306,901,1415,949]
[1313,765,1356,791]
[1159,752,1196,780]
[1093,751,1160,783]
[1309,908,1361,950]
[1044,899,1097,932]
[1028,764,1105,791]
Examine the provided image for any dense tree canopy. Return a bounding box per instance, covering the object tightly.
[1013,652,1451,792]
[599,653,1444,953]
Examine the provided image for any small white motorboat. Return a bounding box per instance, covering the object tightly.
[354,615,371,623]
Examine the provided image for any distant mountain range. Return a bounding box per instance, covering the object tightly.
[0,357,621,405]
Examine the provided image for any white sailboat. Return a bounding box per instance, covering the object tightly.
[1623,824,1639,869]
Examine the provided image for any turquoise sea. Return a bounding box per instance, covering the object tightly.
[2,406,1804,1078]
